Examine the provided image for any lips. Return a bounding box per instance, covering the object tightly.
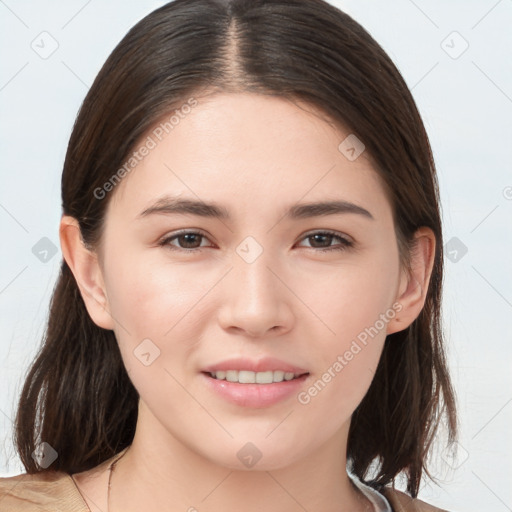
[200,357,310,407]
[201,372,309,408]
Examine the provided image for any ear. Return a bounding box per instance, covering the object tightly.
[59,215,114,330]
[386,227,436,335]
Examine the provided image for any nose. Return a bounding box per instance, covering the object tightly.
[217,249,294,338]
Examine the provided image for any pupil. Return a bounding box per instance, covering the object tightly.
[312,234,331,247]
[181,234,200,248]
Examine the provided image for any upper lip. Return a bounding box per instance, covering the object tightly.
[202,357,309,375]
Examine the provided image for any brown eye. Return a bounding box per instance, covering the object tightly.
[159,231,212,251]
[298,231,353,252]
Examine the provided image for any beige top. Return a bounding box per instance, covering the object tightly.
[0,451,449,512]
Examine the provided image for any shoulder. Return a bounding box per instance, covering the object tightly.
[382,487,451,512]
[0,471,89,512]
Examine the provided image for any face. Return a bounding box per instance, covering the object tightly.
[93,92,407,470]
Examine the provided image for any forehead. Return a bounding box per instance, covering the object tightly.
[107,92,391,224]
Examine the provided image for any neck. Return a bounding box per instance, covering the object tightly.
[108,405,370,512]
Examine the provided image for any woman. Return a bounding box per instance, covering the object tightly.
[0,0,457,510]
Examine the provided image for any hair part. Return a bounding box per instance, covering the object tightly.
[14,0,456,496]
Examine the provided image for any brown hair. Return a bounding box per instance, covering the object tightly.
[13,0,456,496]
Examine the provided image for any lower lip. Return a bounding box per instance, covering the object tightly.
[201,372,309,408]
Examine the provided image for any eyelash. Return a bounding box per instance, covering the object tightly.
[157,229,354,253]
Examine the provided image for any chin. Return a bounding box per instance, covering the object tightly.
[202,437,309,472]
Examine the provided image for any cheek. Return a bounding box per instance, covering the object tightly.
[295,340,383,447]
[102,255,214,388]
[296,251,399,346]
[296,277,391,431]
[104,254,208,335]
[294,252,398,411]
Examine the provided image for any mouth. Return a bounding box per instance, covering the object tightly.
[205,369,309,384]
[200,357,310,407]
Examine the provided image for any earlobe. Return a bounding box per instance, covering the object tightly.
[386,227,436,335]
[59,215,114,330]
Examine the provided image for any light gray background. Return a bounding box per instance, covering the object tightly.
[1,1,511,511]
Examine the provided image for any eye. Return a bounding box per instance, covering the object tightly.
[158,229,353,253]
[297,230,354,252]
[158,230,213,251]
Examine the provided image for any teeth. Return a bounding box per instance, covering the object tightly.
[226,370,238,382]
[209,370,303,384]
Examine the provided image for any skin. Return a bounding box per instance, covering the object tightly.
[60,92,435,512]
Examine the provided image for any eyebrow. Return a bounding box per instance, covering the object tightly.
[137,196,374,221]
